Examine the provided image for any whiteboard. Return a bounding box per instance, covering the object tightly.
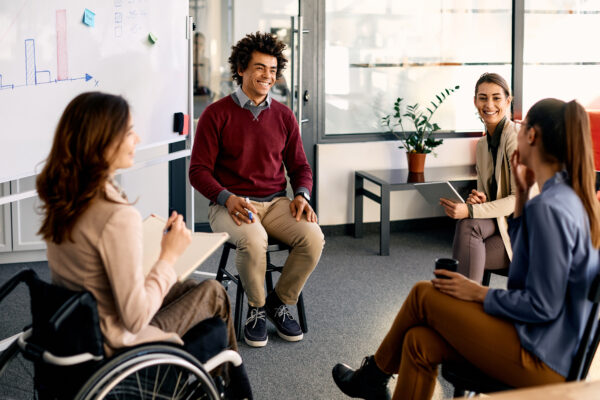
[0,0,190,183]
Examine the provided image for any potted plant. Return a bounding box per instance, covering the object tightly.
[381,85,460,173]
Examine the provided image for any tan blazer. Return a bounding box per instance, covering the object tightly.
[46,182,181,356]
[471,120,518,260]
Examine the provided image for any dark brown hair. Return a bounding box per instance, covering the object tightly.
[228,31,287,86]
[36,92,130,244]
[474,73,511,98]
[526,98,600,248]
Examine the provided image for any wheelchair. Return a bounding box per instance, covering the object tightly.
[0,269,243,399]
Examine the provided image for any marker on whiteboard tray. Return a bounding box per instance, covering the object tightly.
[244,197,254,222]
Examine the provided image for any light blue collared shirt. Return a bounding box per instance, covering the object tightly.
[231,86,272,120]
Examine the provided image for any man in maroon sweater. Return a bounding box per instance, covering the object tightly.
[189,32,324,348]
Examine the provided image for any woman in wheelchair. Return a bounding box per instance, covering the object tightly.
[332,98,600,400]
[34,91,251,399]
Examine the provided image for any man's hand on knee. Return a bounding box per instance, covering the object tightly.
[290,195,318,223]
[225,195,257,226]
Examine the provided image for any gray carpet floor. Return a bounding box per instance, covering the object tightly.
[0,222,509,399]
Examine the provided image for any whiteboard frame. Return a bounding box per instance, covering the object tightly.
[0,11,196,231]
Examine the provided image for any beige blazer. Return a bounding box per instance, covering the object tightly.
[471,120,518,260]
[46,182,181,356]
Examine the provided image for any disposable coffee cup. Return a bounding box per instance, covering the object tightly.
[434,258,458,279]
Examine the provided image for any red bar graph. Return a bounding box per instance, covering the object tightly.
[56,9,68,81]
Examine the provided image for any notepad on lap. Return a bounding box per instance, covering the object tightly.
[414,181,465,206]
[142,215,229,282]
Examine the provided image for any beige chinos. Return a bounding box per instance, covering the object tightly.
[209,196,324,307]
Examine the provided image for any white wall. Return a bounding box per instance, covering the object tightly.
[316,138,478,226]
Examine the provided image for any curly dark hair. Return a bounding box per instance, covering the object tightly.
[229,31,287,86]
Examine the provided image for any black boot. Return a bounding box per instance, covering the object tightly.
[332,355,392,400]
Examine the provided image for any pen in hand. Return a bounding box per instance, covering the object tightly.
[245,197,254,222]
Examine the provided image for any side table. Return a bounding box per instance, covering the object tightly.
[354,166,477,256]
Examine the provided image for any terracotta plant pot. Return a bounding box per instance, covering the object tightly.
[406,152,426,173]
[407,172,425,183]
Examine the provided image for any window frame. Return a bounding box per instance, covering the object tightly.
[316,0,525,144]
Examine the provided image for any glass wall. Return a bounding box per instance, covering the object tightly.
[325,1,512,135]
[523,0,600,113]
[190,0,298,119]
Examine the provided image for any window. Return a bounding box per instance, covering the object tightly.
[324,1,512,136]
[523,0,600,113]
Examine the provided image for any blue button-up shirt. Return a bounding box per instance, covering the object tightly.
[484,171,600,377]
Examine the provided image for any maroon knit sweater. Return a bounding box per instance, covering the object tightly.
[189,95,313,203]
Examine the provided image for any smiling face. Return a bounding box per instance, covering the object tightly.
[474,82,511,132]
[106,117,140,174]
[238,51,277,105]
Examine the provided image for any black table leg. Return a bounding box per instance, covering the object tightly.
[380,184,390,256]
[354,174,364,238]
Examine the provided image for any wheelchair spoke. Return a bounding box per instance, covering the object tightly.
[75,345,222,400]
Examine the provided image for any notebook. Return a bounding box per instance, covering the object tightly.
[414,181,465,206]
[142,215,229,282]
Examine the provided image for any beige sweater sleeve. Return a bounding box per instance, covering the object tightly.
[97,206,177,334]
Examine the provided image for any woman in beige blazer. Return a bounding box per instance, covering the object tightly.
[35,92,251,399]
[440,73,516,283]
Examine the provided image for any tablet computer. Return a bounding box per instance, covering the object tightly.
[413,181,465,206]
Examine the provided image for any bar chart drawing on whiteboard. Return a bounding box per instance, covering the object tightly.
[0,9,94,92]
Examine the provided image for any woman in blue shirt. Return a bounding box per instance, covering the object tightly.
[332,98,600,400]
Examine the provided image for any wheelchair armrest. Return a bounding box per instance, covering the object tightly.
[18,328,104,366]
[203,349,242,373]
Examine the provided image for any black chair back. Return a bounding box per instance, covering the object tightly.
[568,272,600,380]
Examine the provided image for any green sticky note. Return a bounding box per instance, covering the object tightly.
[148,33,158,44]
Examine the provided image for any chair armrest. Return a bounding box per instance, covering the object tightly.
[203,349,242,372]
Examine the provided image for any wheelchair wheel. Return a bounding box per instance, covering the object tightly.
[0,340,35,399]
[75,343,220,400]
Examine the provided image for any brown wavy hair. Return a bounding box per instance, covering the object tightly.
[36,92,130,244]
[228,31,287,85]
[526,98,600,248]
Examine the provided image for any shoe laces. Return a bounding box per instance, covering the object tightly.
[246,308,266,328]
[273,304,295,322]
